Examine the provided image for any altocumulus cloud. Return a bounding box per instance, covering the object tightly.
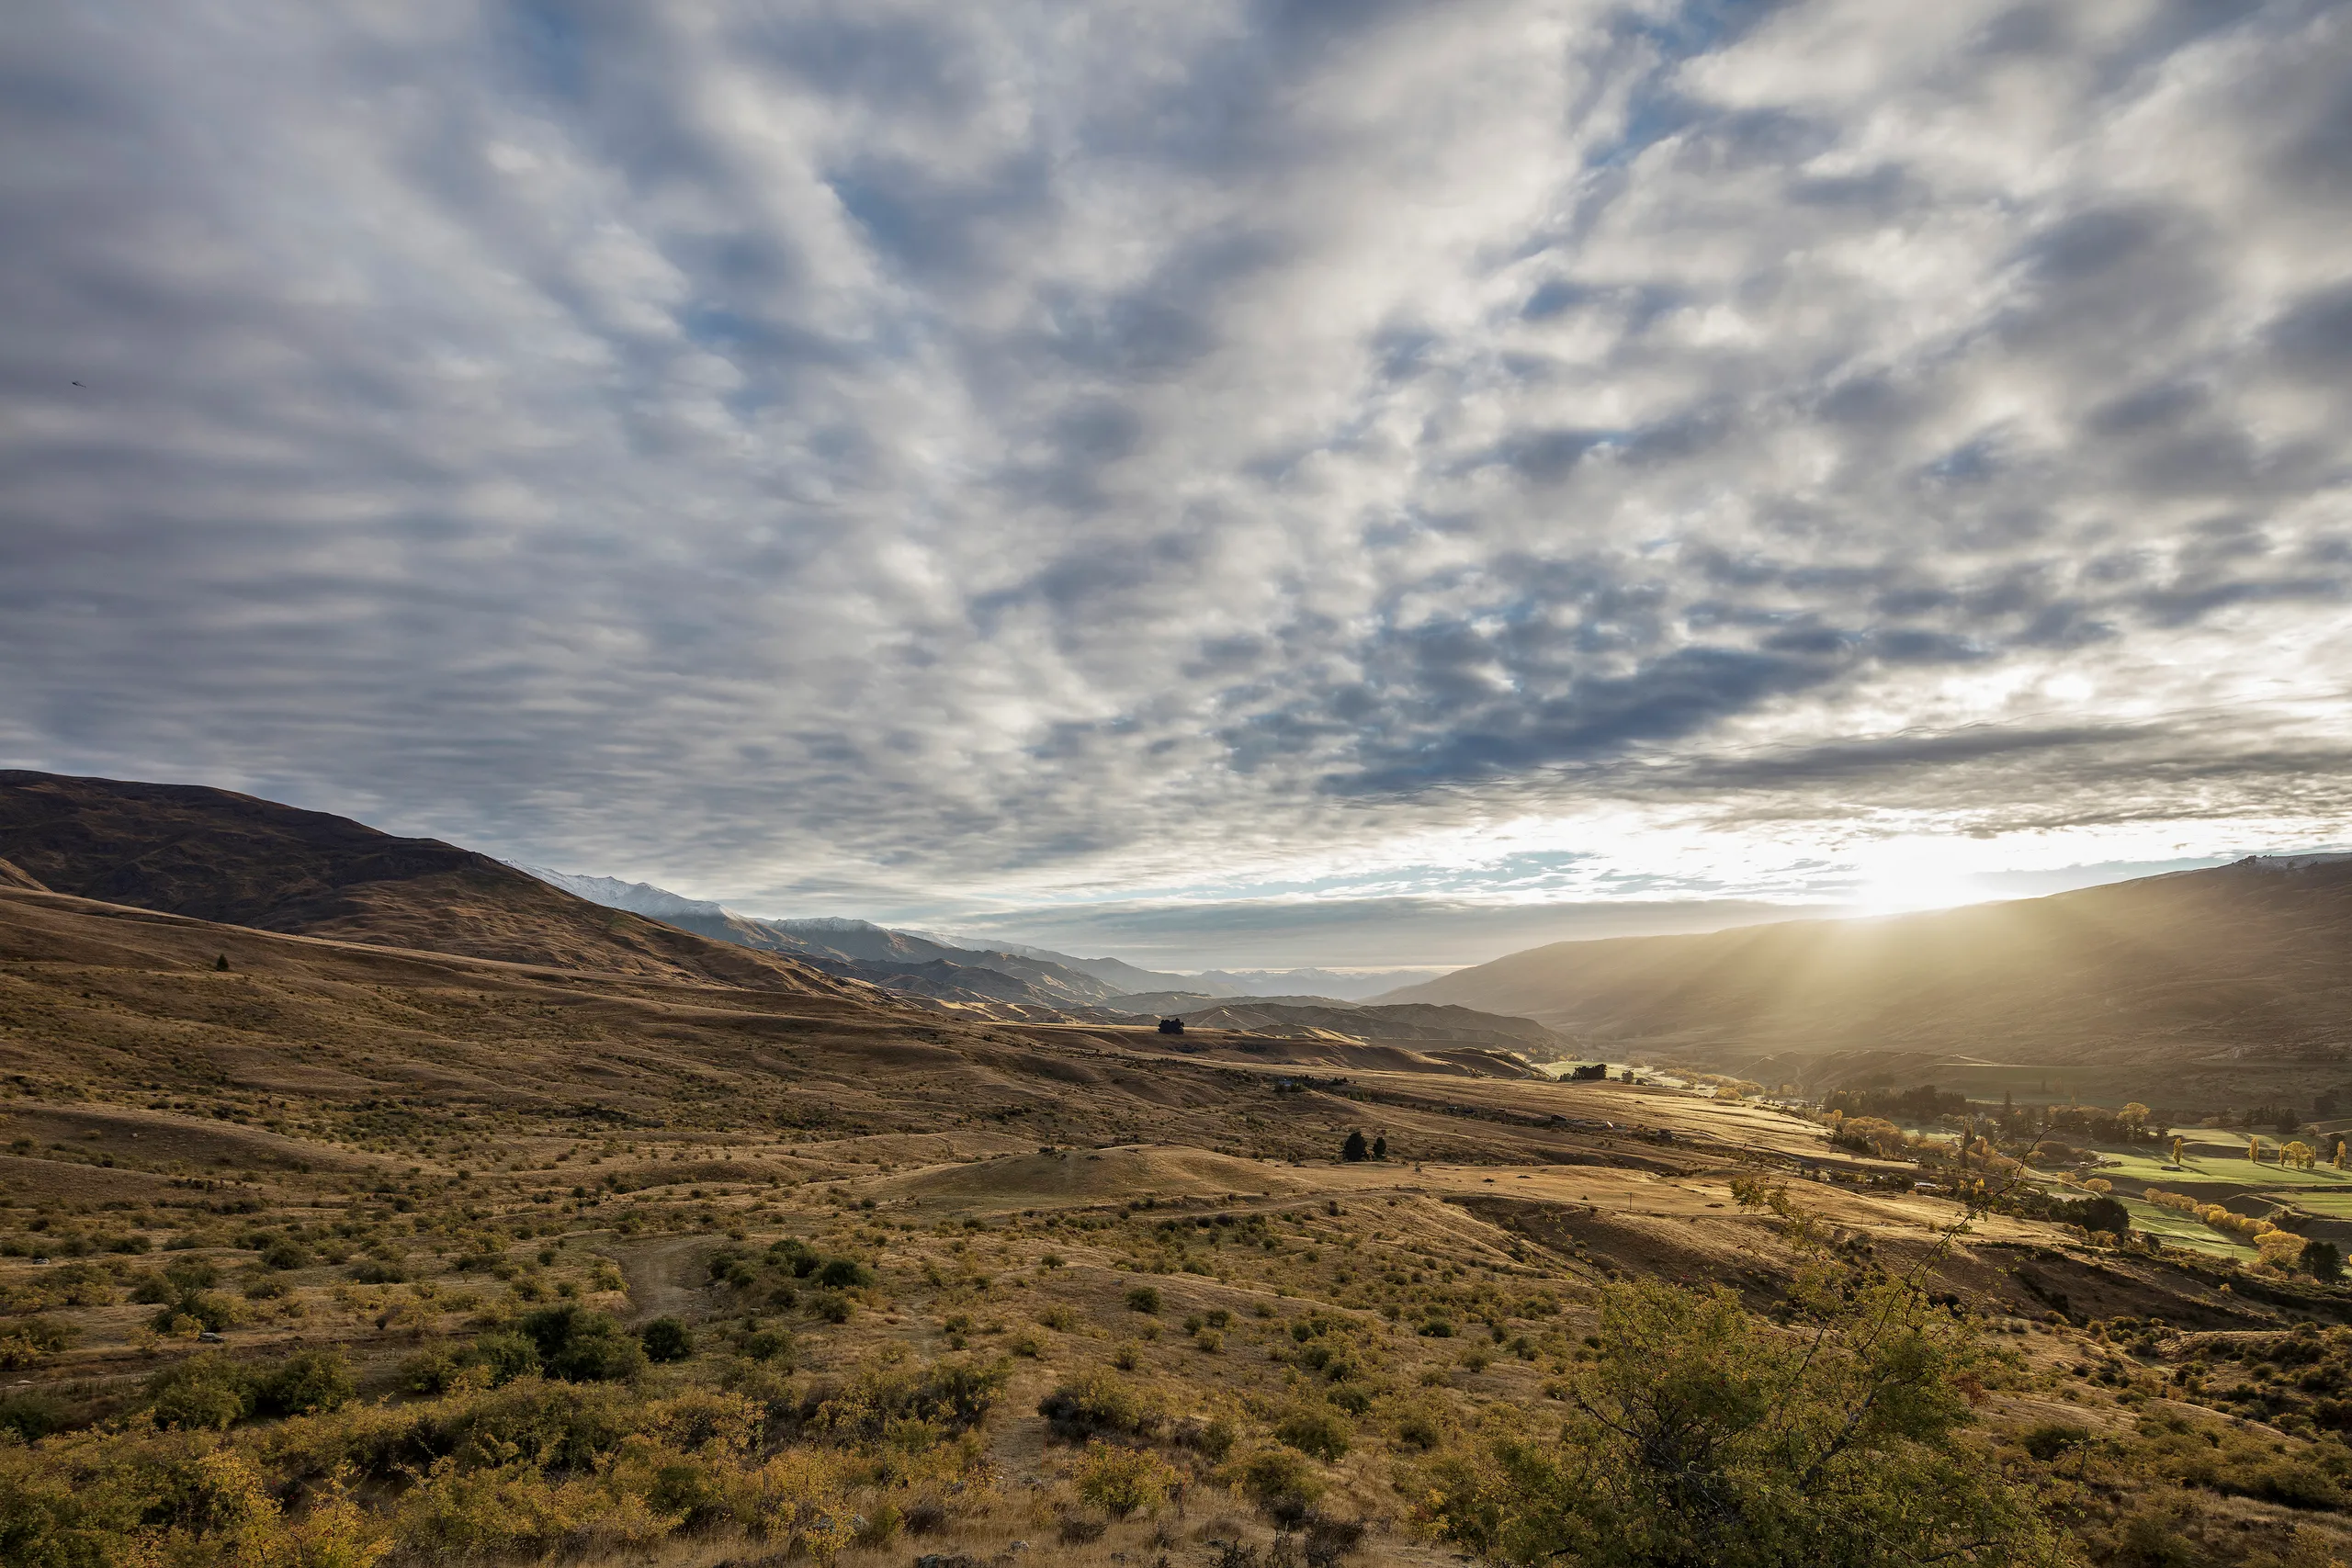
[2,0,2350,953]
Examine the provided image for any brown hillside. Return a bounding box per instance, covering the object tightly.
[0,771,851,992]
[1384,856,2352,1066]
[5,877,2346,1568]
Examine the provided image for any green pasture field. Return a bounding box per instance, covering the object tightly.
[2093,1143,2352,1192]
[2276,1190,2352,1219]
[2114,1194,2259,1260]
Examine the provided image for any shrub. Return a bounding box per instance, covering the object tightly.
[816,1258,873,1289]
[2019,1422,2093,1461]
[808,1290,854,1324]
[639,1316,695,1362]
[816,1355,1012,1441]
[518,1303,646,1382]
[1074,1442,1182,1517]
[0,1388,66,1441]
[253,1348,355,1417]
[1275,1407,1351,1461]
[741,1325,796,1364]
[1039,1370,1159,1441]
[1125,1286,1161,1314]
[770,1238,820,1277]
[148,1353,252,1429]
[401,1347,465,1394]
[1237,1447,1324,1506]
[0,1315,74,1371]
[1411,1278,2067,1568]
[469,1329,542,1384]
[259,1238,311,1270]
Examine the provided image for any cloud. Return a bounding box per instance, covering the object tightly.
[1,0,2348,966]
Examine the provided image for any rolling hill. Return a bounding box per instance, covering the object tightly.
[1382,855,2352,1074]
[1,776,2345,1568]
[0,771,856,994]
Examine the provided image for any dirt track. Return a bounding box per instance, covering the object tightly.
[612,1234,717,1321]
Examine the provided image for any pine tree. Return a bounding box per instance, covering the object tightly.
[1341,1129,1370,1163]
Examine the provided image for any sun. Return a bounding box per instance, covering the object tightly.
[1847,840,2000,917]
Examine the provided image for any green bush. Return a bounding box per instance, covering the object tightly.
[252,1348,355,1417]
[1411,1278,2071,1568]
[0,1316,74,1371]
[1237,1447,1324,1506]
[259,1238,311,1269]
[817,1355,1012,1441]
[815,1258,873,1289]
[1125,1286,1161,1314]
[741,1326,796,1364]
[147,1354,251,1430]
[469,1329,542,1385]
[639,1316,695,1363]
[770,1237,820,1277]
[1039,1371,1158,1441]
[401,1347,464,1394]
[1074,1442,1181,1517]
[1274,1407,1351,1461]
[0,1389,65,1441]
[517,1303,646,1382]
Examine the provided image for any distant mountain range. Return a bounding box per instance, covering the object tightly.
[511,868,1139,1018]
[514,866,1448,1021]
[1382,854,2352,1077]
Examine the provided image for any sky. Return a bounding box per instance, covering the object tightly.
[4,1,2350,972]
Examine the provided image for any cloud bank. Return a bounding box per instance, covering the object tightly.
[3,1,2348,964]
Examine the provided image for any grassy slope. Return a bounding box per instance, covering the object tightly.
[6,887,2352,1565]
[1385,859,2352,1088]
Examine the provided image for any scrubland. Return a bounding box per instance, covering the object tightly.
[8,886,2352,1566]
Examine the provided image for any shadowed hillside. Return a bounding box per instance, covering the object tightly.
[0,772,854,993]
[1384,856,2352,1067]
[6,798,2352,1568]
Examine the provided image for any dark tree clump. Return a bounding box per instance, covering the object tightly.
[1341,1129,1371,1163]
[1158,1017,1184,1035]
[639,1315,694,1362]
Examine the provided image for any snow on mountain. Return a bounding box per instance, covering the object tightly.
[509,864,729,921]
